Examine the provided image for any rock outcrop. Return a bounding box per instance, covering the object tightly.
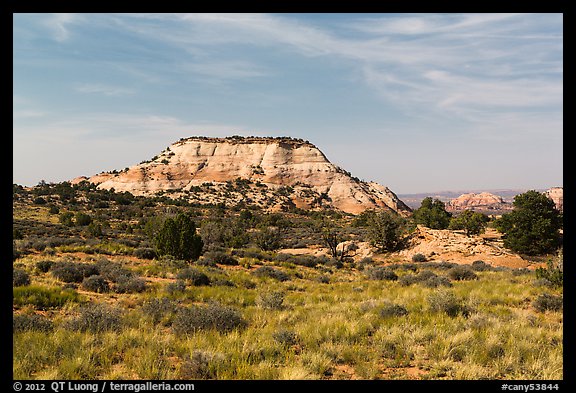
[546,187,563,212]
[446,192,512,213]
[77,136,411,215]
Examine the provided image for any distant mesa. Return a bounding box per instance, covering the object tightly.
[446,192,513,213]
[74,135,411,215]
[445,188,563,214]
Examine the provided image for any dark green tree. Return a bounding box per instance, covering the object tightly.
[412,197,452,229]
[448,210,489,236]
[366,210,408,252]
[494,190,562,255]
[155,213,203,261]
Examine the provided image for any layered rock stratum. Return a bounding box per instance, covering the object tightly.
[73,136,411,215]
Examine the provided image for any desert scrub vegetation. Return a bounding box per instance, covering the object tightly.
[13,260,563,380]
[12,182,563,380]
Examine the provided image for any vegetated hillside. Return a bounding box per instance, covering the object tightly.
[73,136,411,215]
[12,182,563,380]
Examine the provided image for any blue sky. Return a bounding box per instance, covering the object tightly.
[13,13,563,194]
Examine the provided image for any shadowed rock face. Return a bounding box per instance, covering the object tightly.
[75,136,411,215]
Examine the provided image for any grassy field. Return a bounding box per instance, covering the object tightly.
[13,253,563,380]
[12,183,563,380]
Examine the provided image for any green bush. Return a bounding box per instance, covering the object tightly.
[494,190,562,255]
[155,213,203,261]
[202,251,238,266]
[172,302,247,334]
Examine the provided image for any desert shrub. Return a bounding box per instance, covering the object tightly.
[251,266,290,282]
[365,267,398,281]
[35,260,55,273]
[290,255,319,268]
[202,251,238,266]
[33,197,47,205]
[231,249,268,261]
[142,298,178,324]
[13,314,54,332]
[114,276,147,293]
[133,247,157,260]
[172,302,247,334]
[447,265,478,281]
[176,268,211,286]
[13,269,31,287]
[273,329,298,346]
[398,274,418,287]
[411,253,427,262]
[179,351,225,380]
[355,257,373,270]
[421,275,453,288]
[81,275,110,293]
[379,304,409,318]
[74,212,92,226]
[256,291,285,310]
[166,280,187,294]
[535,257,563,287]
[96,260,133,283]
[532,293,563,313]
[316,275,330,284]
[428,290,470,317]
[324,258,344,269]
[13,286,81,309]
[65,303,123,333]
[471,260,494,271]
[51,262,99,283]
[211,277,235,287]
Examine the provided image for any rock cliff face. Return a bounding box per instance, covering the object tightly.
[446,192,512,213]
[545,187,563,212]
[76,136,411,215]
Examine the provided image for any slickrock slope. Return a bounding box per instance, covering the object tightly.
[446,192,512,213]
[76,136,411,215]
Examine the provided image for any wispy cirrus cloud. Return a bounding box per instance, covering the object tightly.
[74,83,136,97]
[44,13,79,42]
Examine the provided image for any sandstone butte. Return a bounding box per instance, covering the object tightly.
[72,136,412,215]
[446,192,511,212]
